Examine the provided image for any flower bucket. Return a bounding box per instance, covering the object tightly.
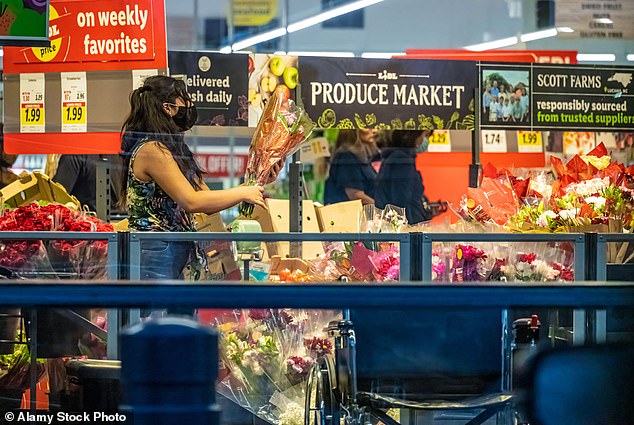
[0,308,20,355]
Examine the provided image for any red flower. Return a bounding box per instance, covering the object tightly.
[519,253,537,264]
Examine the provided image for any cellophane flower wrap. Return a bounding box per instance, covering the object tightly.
[432,241,575,283]
[215,309,339,425]
[239,87,315,217]
[0,203,113,279]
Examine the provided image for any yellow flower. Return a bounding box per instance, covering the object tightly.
[581,155,611,170]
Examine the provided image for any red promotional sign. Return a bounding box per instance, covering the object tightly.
[196,153,249,178]
[401,49,577,64]
[3,0,167,73]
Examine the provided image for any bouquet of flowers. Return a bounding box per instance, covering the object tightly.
[215,309,339,425]
[239,86,315,217]
[451,244,488,282]
[433,241,575,283]
[0,203,114,279]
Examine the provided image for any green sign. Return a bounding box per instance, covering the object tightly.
[0,0,49,46]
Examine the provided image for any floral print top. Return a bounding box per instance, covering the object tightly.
[126,141,196,232]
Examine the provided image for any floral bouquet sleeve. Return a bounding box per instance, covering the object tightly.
[239,86,315,217]
[216,309,339,425]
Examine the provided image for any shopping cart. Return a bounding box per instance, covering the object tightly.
[305,308,512,425]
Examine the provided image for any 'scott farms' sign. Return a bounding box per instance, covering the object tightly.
[300,57,477,130]
[532,65,634,130]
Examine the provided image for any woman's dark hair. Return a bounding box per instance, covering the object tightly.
[390,130,424,149]
[118,75,203,209]
[334,129,379,163]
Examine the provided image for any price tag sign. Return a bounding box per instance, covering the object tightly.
[427,130,451,152]
[517,131,543,153]
[19,74,45,133]
[132,69,159,90]
[300,136,330,163]
[61,72,87,133]
[481,130,507,153]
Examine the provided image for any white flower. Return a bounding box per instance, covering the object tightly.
[536,210,557,227]
[534,260,560,281]
[558,208,579,221]
[564,177,610,197]
[280,403,305,425]
[584,196,606,211]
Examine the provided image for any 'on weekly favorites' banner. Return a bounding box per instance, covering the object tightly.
[531,65,634,131]
[299,57,477,130]
[4,0,166,74]
[169,51,248,126]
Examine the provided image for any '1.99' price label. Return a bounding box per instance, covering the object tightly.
[63,104,86,124]
[61,72,87,132]
[517,131,543,153]
[21,104,45,127]
[427,130,451,152]
[19,73,45,133]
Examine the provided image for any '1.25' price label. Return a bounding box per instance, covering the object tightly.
[427,130,451,152]
[21,104,45,127]
[62,103,86,125]
[517,131,543,153]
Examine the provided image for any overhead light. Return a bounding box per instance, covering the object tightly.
[288,51,355,57]
[219,46,232,54]
[592,18,613,24]
[577,53,616,62]
[231,27,287,51]
[627,54,634,61]
[464,36,519,51]
[557,26,575,33]
[273,51,287,55]
[520,28,558,42]
[361,52,405,59]
[287,0,384,33]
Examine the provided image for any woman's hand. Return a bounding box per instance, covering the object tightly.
[239,185,266,208]
[264,159,285,184]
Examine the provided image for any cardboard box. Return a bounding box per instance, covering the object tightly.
[246,199,325,260]
[315,200,363,233]
[0,171,80,209]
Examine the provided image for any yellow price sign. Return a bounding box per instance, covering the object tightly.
[517,131,543,153]
[428,130,451,152]
[20,104,45,127]
[62,103,86,125]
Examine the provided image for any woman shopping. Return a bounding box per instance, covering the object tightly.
[375,129,432,224]
[120,75,275,280]
[324,128,380,205]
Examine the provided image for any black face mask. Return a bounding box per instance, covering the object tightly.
[172,104,198,131]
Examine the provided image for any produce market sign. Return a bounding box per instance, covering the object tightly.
[532,65,634,130]
[555,0,634,39]
[300,57,477,130]
[169,51,248,127]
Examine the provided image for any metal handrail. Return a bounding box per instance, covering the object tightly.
[0,281,631,308]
